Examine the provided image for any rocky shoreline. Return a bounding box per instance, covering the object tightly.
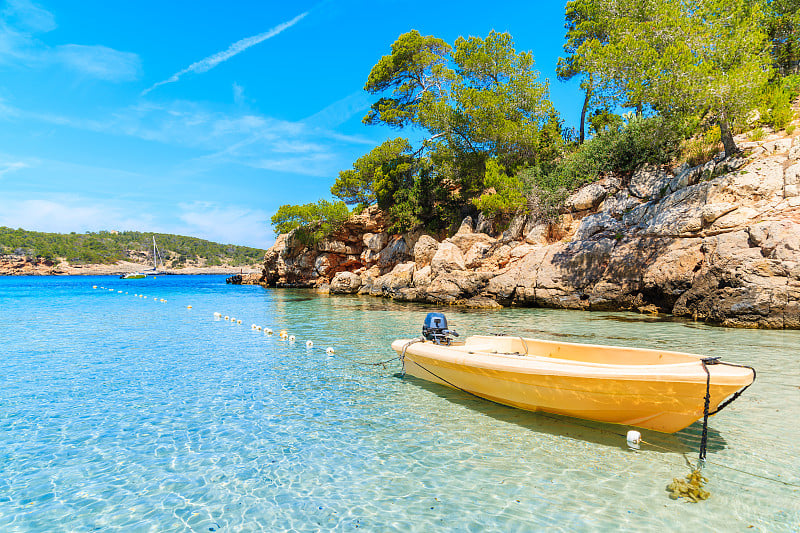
[248,130,800,329]
[0,257,261,276]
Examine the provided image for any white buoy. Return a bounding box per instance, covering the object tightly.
[265,328,273,336]
[256,325,262,331]
[213,312,221,317]
[626,430,642,450]
[326,347,335,355]
[236,319,242,324]
[224,316,230,320]
[288,335,296,342]
[279,329,288,339]
[306,340,313,348]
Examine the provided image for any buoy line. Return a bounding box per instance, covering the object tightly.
[90,283,342,370]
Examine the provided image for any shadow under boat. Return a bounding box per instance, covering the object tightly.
[396,373,727,456]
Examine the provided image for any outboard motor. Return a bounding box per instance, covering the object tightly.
[422,312,459,345]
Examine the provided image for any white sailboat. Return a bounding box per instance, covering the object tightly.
[148,235,166,274]
[120,236,166,278]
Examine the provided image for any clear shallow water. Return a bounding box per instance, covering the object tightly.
[1,275,798,532]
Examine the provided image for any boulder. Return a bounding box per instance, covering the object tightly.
[786,162,800,187]
[524,222,549,245]
[378,236,412,270]
[449,231,496,255]
[426,271,492,303]
[565,181,607,211]
[747,220,800,262]
[313,253,340,277]
[629,165,673,200]
[457,216,474,234]
[413,235,439,267]
[330,271,362,294]
[464,241,492,268]
[430,242,466,277]
[363,232,389,253]
[789,141,800,161]
[573,212,623,241]
[475,212,494,234]
[501,214,528,242]
[601,190,642,217]
[413,265,432,287]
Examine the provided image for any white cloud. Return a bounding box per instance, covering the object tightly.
[0,196,158,234]
[0,90,383,181]
[0,160,28,177]
[142,11,308,95]
[302,91,372,129]
[2,0,56,33]
[177,201,273,248]
[54,44,141,82]
[0,3,140,82]
[232,82,245,105]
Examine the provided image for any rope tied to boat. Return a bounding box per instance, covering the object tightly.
[698,357,757,467]
[667,356,757,502]
[399,337,425,376]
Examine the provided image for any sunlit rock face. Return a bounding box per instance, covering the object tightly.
[260,134,800,328]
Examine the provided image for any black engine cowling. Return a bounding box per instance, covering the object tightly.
[422,312,459,345]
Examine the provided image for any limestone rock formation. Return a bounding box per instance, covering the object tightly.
[258,130,800,328]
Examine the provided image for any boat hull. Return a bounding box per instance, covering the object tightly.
[391,336,754,433]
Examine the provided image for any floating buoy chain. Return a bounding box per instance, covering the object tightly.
[91,285,340,352]
[210,311,336,354]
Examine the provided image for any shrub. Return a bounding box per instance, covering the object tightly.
[758,74,800,130]
[787,124,797,135]
[749,127,766,141]
[679,125,722,167]
[481,115,685,224]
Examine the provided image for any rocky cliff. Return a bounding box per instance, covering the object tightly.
[258,130,800,329]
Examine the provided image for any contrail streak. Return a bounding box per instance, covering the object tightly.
[142,11,308,95]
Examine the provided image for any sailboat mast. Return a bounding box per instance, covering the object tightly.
[151,235,163,272]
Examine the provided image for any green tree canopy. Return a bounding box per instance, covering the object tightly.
[334,30,560,232]
[270,200,350,245]
[363,30,452,128]
[560,0,772,156]
[330,138,414,208]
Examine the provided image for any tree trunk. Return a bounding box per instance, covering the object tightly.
[578,75,593,144]
[719,118,739,158]
[579,86,590,144]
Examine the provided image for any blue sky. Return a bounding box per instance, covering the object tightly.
[0,0,581,248]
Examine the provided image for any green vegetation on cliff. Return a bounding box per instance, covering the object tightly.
[0,228,266,266]
[272,0,800,240]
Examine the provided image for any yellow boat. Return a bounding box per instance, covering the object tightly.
[391,314,755,434]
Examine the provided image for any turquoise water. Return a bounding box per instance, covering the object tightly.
[1,275,798,532]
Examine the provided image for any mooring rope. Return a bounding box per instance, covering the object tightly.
[699,357,757,466]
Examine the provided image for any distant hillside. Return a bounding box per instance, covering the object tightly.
[0,228,266,267]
